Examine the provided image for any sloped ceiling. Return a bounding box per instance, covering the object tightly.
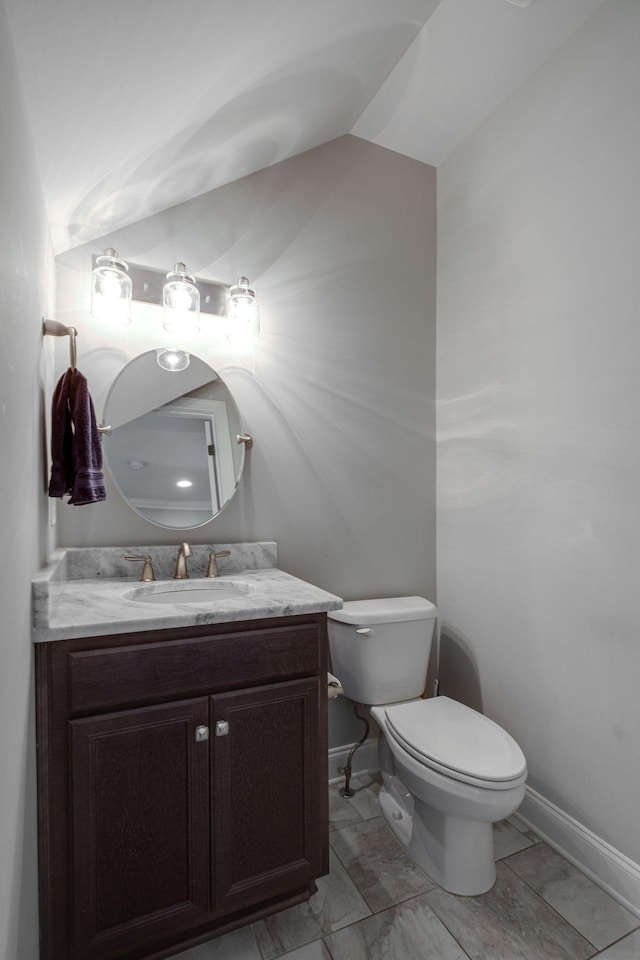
[5,0,606,253]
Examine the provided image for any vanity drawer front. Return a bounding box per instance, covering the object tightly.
[67,624,322,714]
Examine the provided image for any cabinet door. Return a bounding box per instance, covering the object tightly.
[69,699,210,960]
[211,678,323,916]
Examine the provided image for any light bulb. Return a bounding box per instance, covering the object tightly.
[91,249,132,325]
[163,262,200,335]
[230,296,257,321]
[98,272,123,299]
[167,287,194,313]
[176,479,193,488]
[227,276,259,341]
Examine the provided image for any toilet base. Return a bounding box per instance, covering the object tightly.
[378,776,496,896]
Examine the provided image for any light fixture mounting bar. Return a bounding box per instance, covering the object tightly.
[91,257,229,316]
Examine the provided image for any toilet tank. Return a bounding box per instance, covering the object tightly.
[327,597,437,705]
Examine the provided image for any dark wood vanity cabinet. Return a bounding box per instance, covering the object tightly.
[36,614,329,960]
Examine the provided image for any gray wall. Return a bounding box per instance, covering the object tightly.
[0,1,54,957]
[437,0,640,863]
[55,135,438,745]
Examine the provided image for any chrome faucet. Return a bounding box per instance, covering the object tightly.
[173,543,192,579]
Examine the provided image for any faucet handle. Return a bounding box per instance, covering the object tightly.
[124,554,156,582]
[206,550,231,578]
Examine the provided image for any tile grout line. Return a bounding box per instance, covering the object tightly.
[589,926,640,958]
[502,846,640,947]
[322,935,337,960]
[499,859,601,957]
[322,892,477,960]
[327,810,475,960]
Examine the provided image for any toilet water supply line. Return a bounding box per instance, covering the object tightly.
[338,685,438,798]
[327,672,369,798]
[338,702,370,799]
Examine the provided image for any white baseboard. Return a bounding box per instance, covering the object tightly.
[328,738,379,784]
[515,787,640,918]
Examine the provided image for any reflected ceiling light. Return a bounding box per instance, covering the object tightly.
[156,347,190,372]
[90,248,132,324]
[176,479,193,488]
[163,262,200,335]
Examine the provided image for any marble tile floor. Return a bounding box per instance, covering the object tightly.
[173,775,640,960]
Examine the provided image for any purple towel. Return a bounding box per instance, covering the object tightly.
[68,369,106,505]
[48,368,106,505]
[48,368,74,498]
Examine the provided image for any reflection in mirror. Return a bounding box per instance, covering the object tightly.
[103,350,246,529]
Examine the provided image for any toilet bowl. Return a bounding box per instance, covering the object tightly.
[372,696,526,894]
[327,598,527,896]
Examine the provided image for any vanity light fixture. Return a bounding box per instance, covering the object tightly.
[162,262,200,335]
[156,347,191,372]
[90,254,259,342]
[90,248,132,325]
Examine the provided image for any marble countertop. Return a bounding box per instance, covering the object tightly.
[33,543,343,643]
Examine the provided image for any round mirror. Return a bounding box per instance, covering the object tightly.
[103,350,247,529]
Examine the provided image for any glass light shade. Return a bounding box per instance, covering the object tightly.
[163,262,200,335]
[91,248,132,324]
[227,276,259,340]
[156,348,191,372]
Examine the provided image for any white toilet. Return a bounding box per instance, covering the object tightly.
[327,597,527,896]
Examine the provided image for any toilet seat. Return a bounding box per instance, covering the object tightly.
[381,696,527,790]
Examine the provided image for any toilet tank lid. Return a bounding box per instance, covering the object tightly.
[327,597,436,625]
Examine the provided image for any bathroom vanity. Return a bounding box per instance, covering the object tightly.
[33,544,342,960]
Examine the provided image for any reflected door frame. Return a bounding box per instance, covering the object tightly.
[161,397,236,510]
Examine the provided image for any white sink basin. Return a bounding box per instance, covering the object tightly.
[125,580,253,605]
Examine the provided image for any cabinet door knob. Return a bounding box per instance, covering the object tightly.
[195,725,209,742]
[215,720,229,737]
